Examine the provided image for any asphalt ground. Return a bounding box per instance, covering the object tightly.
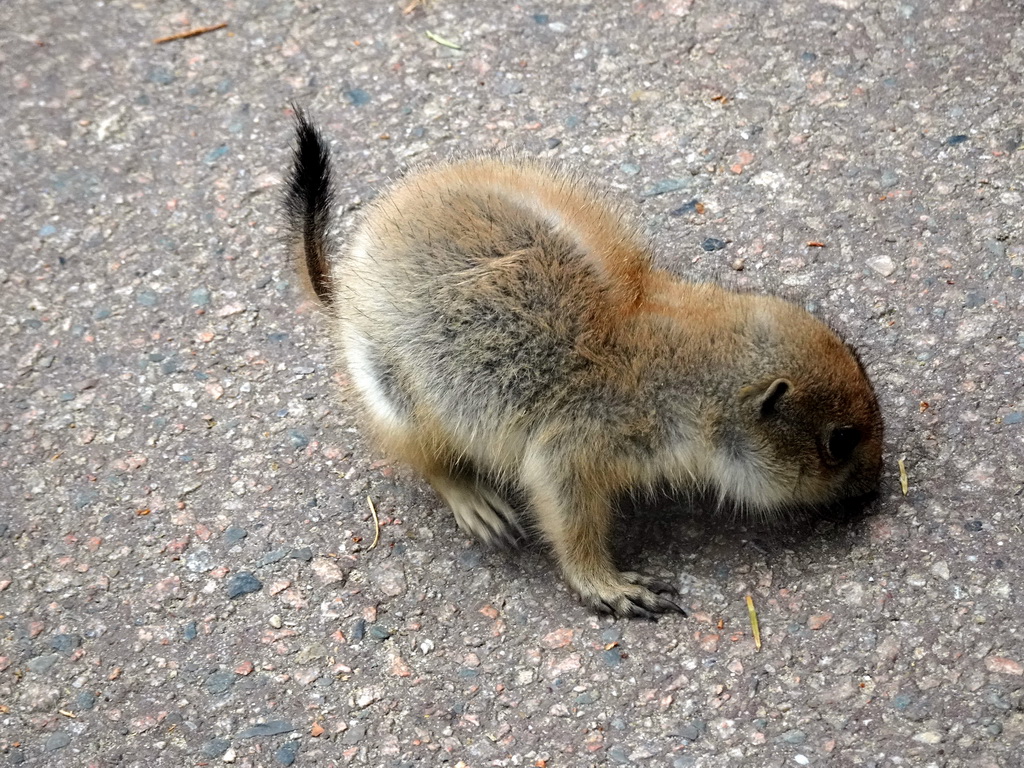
[1,1,1022,766]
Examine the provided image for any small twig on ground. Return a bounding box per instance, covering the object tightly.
[154,22,228,45]
[425,30,461,49]
[746,595,762,651]
[367,496,381,550]
[898,457,909,496]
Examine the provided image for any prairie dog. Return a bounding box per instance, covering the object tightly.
[284,112,883,618]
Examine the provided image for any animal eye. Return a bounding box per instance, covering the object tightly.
[826,426,860,463]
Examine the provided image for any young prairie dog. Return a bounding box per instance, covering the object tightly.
[284,112,883,619]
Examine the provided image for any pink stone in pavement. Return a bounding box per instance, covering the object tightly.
[164,537,189,555]
[543,652,581,678]
[268,579,291,595]
[542,628,573,649]
[985,656,1024,676]
[390,654,412,677]
[699,633,720,652]
[153,575,181,599]
[808,613,833,630]
[279,587,308,610]
[311,557,345,585]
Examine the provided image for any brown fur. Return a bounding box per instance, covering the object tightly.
[285,117,884,618]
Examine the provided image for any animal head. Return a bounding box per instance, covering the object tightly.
[713,298,883,515]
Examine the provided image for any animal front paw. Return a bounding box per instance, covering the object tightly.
[574,572,686,619]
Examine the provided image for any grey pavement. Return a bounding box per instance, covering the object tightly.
[1,0,1023,766]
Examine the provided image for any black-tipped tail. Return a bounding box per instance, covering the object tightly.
[284,107,336,306]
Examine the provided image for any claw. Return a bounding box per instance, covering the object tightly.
[445,480,521,548]
[657,597,687,616]
[483,520,520,551]
[621,572,680,596]
[626,605,655,620]
[581,577,688,620]
[645,579,679,596]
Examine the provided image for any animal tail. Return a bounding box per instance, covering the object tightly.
[284,107,336,306]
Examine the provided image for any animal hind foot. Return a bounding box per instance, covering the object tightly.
[433,475,522,547]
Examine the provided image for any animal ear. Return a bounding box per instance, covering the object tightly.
[755,378,791,417]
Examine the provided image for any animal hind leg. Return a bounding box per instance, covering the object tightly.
[345,336,519,546]
[383,427,521,547]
